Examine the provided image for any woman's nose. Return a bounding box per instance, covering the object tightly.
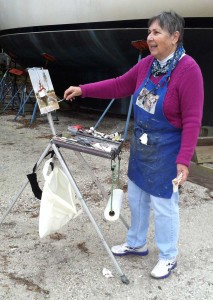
[147,33,153,41]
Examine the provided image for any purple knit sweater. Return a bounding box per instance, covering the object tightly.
[80,55,204,167]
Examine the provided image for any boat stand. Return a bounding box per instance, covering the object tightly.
[0,111,130,284]
[93,40,149,141]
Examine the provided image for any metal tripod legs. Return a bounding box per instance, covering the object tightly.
[0,143,52,225]
[51,143,129,284]
[0,141,129,284]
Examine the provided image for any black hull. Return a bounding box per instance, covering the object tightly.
[0,18,213,125]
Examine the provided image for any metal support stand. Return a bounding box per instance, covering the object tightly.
[14,88,36,122]
[0,68,28,113]
[0,70,13,109]
[0,111,130,284]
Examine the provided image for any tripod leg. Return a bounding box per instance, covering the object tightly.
[51,143,129,284]
[119,215,129,229]
[0,142,52,225]
[74,151,109,200]
[14,89,34,121]
[93,98,115,130]
[74,151,129,229]
[0,180,29,224]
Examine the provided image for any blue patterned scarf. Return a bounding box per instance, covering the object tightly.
[151,45,185,77]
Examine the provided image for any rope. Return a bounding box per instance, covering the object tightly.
[110,160,116,214]
[117,154,121,189]
[109,155,121,215]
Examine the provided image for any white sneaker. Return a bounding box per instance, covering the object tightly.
[151,259,177,279]
[111,242,148,256]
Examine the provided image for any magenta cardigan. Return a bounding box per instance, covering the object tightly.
[80,55,204,167]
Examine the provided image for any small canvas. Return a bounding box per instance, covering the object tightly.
[28,68,59,114]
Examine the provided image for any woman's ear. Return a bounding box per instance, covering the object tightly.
[172,31,180,45]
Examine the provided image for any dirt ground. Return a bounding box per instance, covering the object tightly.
[0,108,213,300]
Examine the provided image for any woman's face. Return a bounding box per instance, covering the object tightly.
[147,20,179,60]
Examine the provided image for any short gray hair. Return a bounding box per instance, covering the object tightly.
[148,11,185,45]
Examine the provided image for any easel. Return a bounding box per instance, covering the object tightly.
[14,53,57,125]
[0,70,130,284]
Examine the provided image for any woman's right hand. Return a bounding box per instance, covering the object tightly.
[64,86,82,101]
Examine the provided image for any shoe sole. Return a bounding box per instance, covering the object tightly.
[112,249,149,257]
[151,262,177,279]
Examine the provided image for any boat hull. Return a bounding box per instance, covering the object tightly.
[0,0,213,124]
[1,21,211,84]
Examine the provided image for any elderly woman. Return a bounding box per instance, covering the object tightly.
[64,11,204,279]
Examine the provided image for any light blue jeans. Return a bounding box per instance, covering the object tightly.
[127,178,179,260]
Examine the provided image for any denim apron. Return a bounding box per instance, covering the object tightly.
[128,63,182,198]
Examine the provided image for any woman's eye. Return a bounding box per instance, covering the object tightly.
[148,31,160,35]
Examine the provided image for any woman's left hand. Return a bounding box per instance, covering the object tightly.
[177,164,189,184]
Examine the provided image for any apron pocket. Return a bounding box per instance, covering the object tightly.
[130,136,158,167]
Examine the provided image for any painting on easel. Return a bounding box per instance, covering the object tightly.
[28,68,59,114]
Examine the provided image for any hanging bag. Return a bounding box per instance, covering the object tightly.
[39,158,82,238]
[27,150,55,200]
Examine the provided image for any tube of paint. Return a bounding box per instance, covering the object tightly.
[104,189,124,221]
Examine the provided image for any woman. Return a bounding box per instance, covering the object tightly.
[64,11,204,279]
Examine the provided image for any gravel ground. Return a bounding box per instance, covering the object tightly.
[0,109,213,300]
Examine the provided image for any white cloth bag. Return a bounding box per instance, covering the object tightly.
[39,158,82,238]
